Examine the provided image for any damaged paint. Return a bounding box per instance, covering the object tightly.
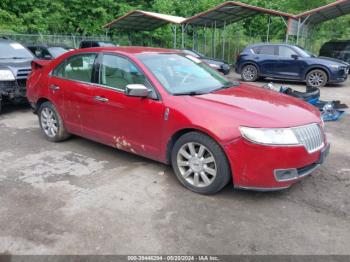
[113,136,136,153]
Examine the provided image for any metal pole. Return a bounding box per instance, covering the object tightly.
[211,22,214,57]
[296,18,301,45]
[172,25,177,49]
[194,26,198,50]
[214,20,217,58]
[204,27,207,55]
[222,21,226,60]
[192,25,195,50]
[266,16,271,42]
[181,24,185,49]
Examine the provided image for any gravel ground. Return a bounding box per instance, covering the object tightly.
[0,73,349,255]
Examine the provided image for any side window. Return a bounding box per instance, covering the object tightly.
[279,46,297,57]
[99,54,146,91]
[251,46,261,54]
[259,45,276,55]
[52,53,96,82]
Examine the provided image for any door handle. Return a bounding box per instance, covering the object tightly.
[49,84,60,91]
[94,96,109,103]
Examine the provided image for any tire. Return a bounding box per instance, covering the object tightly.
[241,64,259,82]
[171,132,231,194]
[38,101,70,142]
[306,69,328,88]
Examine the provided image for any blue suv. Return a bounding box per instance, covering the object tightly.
[235,43,349,87]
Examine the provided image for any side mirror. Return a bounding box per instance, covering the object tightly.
[291,54,299,60]
[125,84,150,98]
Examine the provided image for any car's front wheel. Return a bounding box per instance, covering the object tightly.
[306,69,328,87]
[38,101,70,142]
[171,132,231,194]
[241,64,258,82]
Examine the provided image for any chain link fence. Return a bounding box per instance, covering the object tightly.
[0,32,113,49]
[1,31,345,65]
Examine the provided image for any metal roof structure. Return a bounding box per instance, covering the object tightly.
[296,0,350,25]
[184,1,295,28]
[287,0,350,43]
[104,10,186,31]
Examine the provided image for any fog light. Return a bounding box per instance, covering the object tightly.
[274,169,298,182]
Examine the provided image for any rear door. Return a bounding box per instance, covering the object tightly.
[48,53,97,135]
[91,53,165,160]
[255,45,278,75]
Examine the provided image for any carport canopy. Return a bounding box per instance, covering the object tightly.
[184,1,294,28]
[104,10,186,31]
[296,0,350,25]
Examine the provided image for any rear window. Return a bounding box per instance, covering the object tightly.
[259,46,275,55]
[250,45,276,55]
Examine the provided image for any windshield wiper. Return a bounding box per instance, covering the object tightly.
[173,91,208,96]
[209,81,240,93]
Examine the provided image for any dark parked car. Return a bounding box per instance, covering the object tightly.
[79,40,116,49]
[181,49,231,75]
[27,45,68,60]
[235,43,349,87]
[319,40,350,64]
[0,38,33,112]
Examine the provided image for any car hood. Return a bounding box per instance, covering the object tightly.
[187,84,321,128]
[313,56,349,66]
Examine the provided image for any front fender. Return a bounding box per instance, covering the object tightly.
[303,65,331,80]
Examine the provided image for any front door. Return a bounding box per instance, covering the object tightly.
[275,46,305,79]
[91,53,165,160]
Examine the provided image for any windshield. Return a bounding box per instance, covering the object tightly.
[137,53,235,95]
[48,47,67,58]
[294,46,315,58]
[0,42,34,59]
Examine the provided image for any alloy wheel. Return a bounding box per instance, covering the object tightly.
[40,107,58,138]
[242,65,257,81]
[177,142,217,188]
[307,71,327,87]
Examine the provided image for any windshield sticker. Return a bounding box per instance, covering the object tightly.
[10,43,25,49]
[186,55,201,64]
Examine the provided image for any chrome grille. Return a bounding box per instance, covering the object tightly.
[292,124,324,153]
[16,68,31,79]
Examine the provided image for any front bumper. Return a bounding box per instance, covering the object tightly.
[329,66,349,83]
[0,79,27,99]
[224,138,330,191]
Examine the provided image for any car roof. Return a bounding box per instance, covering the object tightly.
[75,46,180,55]
[248,43,297,48]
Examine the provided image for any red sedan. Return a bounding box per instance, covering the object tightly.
[26,47,330,194]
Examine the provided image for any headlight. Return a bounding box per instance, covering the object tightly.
[0,70,15,81]
[329,64,340,69]
[240,126,299,145]
[209,63,220,69]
